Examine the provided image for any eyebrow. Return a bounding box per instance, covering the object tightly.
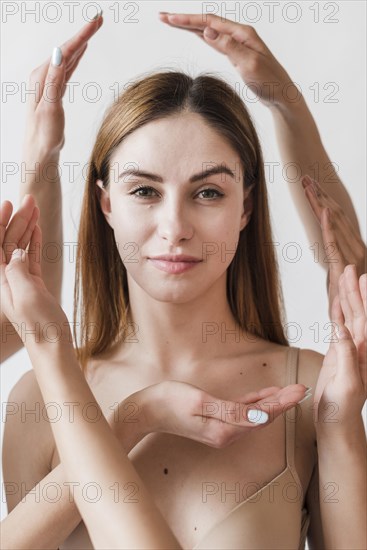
[117,165,236,184]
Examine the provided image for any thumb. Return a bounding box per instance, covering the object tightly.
[5,249,34,294]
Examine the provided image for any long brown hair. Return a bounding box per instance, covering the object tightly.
[73,70,288,371]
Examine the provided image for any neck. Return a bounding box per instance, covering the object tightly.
[117,272,259,376]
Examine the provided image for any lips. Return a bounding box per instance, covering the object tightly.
[148,254,202,262]
[147,257,202,274]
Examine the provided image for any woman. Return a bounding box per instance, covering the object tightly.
[2,10,366,550]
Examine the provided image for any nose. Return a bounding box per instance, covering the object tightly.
[157,196,194,245]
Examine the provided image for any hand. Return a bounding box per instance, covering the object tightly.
[24,13,103,159]
[0,201,71,348]
[313,264,367,435]
[109,380,310,451]
[158,11,296,109]
[1,195,39,264]
[302,174,367,317]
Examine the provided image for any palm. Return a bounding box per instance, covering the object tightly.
[313,268,367,428]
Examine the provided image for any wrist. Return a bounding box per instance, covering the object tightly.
[111,384,161,453]
[20,154,61,190]
[268,92,308,118]
[316,415,366,449]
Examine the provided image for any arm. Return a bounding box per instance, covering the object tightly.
[311,265,367,548]
[1,159,62,361]
[316,419,367,549]
[1,15,103,362]
[269,96,362,269]
[158,12,365,274]
[1,369,154,550]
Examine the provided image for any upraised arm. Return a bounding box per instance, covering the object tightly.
[1,13,104,362]
[158,12,365,275]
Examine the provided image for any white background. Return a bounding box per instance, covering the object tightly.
[1,0,366,539]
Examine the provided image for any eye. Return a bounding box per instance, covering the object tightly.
[128,185,225,201]
[128,185,158,198]
[196,188,225,200]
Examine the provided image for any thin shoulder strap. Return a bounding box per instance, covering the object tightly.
[285,346,300,469]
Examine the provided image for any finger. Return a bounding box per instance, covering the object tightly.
[344,264,366,343]
[0,200,14,250]
[320,207,345,301]
[64,43,88,83]
[338,272,354,332]
[158,13,206,34]
[330,293,345,342]
[28,224,42,278]
[18,206,40,250]
[162,13,268,54]
[359,273,367,316]
[4,249,34,295]
[60,13,103,59]
[309,179,365,264]
[3,196,36,262]
[28,14,103,112]
[232,386,281,404]
[201,384,307,427]
[331,304,359,381]
[303,183,323,222]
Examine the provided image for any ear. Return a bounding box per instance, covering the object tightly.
[240,186,254,231]
[96,179,114,228]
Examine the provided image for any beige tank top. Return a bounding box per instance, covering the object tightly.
[193,346,311,549]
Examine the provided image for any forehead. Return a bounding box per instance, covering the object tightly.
[110,112,242,179]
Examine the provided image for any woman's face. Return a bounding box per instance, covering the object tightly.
[97,112,253,304]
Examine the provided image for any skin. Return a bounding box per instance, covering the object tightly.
[1,8,362,547]
[96,112,255,373]
[158,11,367,316]
[1,12,104,362]
[1,114,366,548]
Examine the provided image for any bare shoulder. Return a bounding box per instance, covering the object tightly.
[3,370,56,511]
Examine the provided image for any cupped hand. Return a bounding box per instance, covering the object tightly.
[159,11,296,108]
[0,200,71,347]
[313,264,366,434]
[110,379,310,451]
[302,174,367,317]
[24,12,103,158]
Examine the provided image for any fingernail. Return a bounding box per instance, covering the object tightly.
[51,46,62,66]
[204,27,219,40]
[92,8,103,20]
[247,409,269,424]
[11,249,24,260]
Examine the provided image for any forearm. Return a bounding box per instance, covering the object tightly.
[316,420,367,549]
[28,344,181,550]
[1,150,63,362]
[270,97,361,268]
[1,408,150,550]
[20,145,63,302]
[2,464,80,550]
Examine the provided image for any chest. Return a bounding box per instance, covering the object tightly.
[56,356,315,549]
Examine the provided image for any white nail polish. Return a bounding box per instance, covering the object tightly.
[247,409,269,424]
[51,46,62,67]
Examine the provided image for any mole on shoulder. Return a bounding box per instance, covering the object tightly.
[239,371,243,375]
[262,362,268,367]
[194,527,197,531]
[163,468,168,475]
